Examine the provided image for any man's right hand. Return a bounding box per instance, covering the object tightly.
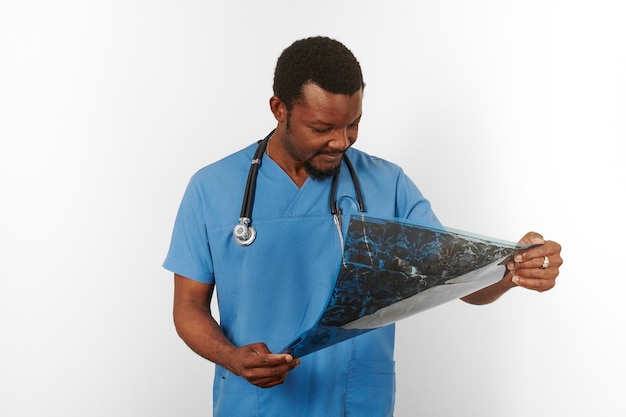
[227,342,301,388]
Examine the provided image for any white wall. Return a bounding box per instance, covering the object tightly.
[1,1,624,416]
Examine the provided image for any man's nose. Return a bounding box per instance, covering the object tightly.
[329,128,351,151]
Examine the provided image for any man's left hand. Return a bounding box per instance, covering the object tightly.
[507,232,563,292]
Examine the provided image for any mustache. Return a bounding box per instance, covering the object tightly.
[317,150,345,157]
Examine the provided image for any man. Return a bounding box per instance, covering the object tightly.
[164,36,562,416]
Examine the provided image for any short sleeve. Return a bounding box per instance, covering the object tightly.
[395,169,442,229]
[162,177,215,283]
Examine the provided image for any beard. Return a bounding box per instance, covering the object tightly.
[303,158,341,181]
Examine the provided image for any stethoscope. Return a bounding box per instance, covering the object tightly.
[233,130,366,246]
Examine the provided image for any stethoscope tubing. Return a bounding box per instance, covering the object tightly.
[330,153,365,215]
[239,131,272,220]
[234,130,365,246]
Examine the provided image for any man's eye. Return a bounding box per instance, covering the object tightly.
[313,127,332,133]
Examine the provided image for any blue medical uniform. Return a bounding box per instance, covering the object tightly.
[164,138,440,417]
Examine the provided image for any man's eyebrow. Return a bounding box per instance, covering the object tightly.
[310,119,334,126]
[312,114,362,125]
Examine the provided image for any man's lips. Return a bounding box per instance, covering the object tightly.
[317,152,344,163]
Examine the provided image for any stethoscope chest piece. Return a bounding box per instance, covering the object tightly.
[233,217,256,246]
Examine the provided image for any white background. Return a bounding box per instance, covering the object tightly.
[1,1,624,416]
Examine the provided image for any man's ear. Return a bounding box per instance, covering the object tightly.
[269,96,287,122]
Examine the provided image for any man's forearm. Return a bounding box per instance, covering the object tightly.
[173,300,237,370]
[461,273,516,305]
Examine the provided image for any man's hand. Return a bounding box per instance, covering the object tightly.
[227,342,300,388]
[506,232,563,292]
[462,231,562,305]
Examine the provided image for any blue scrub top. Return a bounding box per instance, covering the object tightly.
[164,139,440,417]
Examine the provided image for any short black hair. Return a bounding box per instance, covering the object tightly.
[273,36,364,109]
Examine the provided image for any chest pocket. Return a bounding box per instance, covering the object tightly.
[345,360,396,417]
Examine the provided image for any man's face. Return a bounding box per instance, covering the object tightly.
[280,83,363,180]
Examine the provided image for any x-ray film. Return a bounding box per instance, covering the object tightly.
[281,215,529,357]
